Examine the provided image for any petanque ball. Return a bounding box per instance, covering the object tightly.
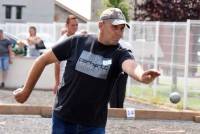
[169,92,181,104]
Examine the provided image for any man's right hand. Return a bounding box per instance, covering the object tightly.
[13,88,30,103]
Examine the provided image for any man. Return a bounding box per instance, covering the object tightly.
[53,15,78,94]
[0,29,13,88]
[13,8,160,134]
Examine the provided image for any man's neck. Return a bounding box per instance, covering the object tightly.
[66,32,74,37]
[98,34,108,45]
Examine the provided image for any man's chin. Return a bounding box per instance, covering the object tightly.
[112,40,119,45]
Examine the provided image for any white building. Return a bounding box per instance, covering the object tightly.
[0,0,104,23]
[55,0,102,22]
[0,0,54,23]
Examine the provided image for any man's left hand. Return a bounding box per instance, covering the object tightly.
[141,69,160,84]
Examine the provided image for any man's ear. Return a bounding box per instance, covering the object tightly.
[98,21,103,30]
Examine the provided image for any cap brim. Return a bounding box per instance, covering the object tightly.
[111,19,130,29]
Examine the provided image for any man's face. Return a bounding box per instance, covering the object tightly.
[67,19,78,36]
[100,21,125,45]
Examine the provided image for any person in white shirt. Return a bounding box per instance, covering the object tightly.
[53,15,78,94]
[26,26,43,57]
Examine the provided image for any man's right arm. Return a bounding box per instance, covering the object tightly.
[13,49,59,103]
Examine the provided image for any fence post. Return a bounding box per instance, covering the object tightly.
[183,20,190,109]
[126,21,134,97]
[152,21,160,97]
[170,22,176,91]
[86,21,90,33]
[53,22,57,42]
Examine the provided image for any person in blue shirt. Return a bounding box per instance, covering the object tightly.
[0,29,13,88]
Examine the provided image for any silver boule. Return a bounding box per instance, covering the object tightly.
[169,92,181,104]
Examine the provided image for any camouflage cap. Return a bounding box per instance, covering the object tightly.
[100,8,130,28]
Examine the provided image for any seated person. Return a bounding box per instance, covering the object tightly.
[26,26,44,57]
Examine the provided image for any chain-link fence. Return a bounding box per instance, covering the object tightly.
[126,20,200,110]
[0,20,200,110]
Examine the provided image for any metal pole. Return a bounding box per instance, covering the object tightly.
[153,21,160,96]
[171,22,177,91]
[183,19,190,109]
[126,21,134,97]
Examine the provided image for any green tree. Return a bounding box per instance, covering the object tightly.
[102,0,130,21]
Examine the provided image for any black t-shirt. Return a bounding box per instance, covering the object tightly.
[52,34,134,127]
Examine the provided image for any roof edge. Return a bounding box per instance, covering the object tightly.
[55,0,89,22]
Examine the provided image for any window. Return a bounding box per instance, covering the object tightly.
[3,4,25,20]
[16,6,22,19]
[5,6,12,19]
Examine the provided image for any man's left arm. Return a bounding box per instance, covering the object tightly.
[122,59,160,84]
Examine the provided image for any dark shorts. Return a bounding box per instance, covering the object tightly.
[52,114,105,134]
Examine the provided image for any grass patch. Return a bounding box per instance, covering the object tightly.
[127,85,200,110]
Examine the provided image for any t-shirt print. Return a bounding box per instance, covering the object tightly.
[75,50,112,79]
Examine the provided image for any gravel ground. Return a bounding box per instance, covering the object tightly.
[0,89,200,134]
